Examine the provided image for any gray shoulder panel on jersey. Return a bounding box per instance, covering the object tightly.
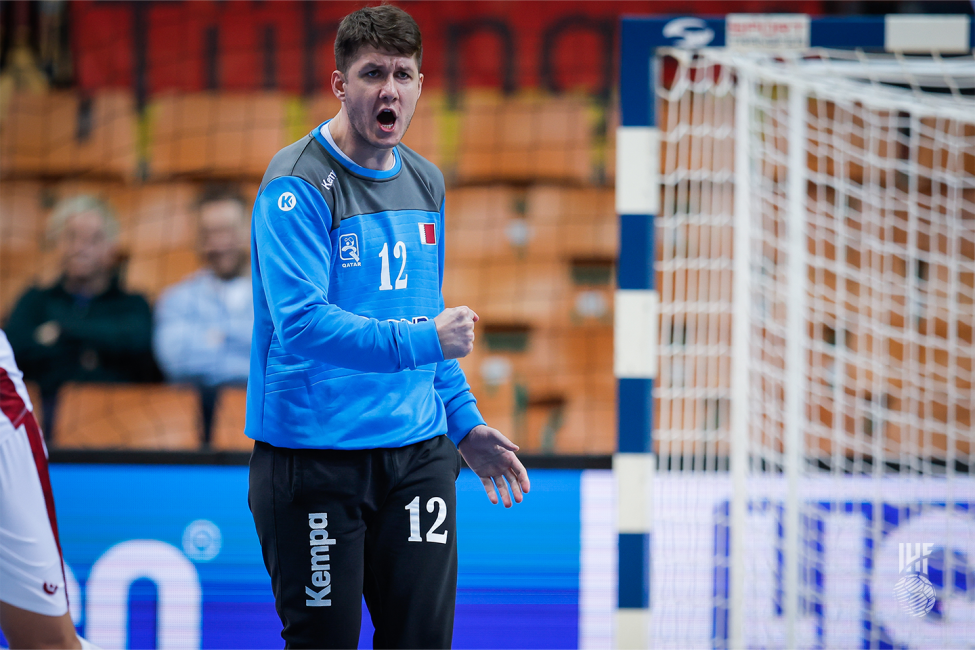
[259,135,446,230]
[258,135,338,224]
[326,143,445,224]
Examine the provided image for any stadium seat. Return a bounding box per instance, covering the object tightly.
[149,92,287,179]
[210,386,251,451]
[41,180,197,250]
[456,344,517,444]
[444,186,616,263]
[443,258,571,328]
[443,186,524,262]
[526,186,616,259]
[124,247,200,302]
[111,183,199,253]
[523,393,567,452]
[400,91,443,168]
[54,383,201,450]
[0,182,45,249]
[0,91,137,179]
[457,324,614,454]
[303,94,342,136]
[456,93,593,184]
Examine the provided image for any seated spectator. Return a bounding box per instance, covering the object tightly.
[4,196,158,437]
[153,185,253,444]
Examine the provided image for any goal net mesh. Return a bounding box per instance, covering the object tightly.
[652,47,974,649]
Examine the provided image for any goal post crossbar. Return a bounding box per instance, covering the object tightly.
[619,15,975,128]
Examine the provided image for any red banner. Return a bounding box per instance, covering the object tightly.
[72,0,822,98]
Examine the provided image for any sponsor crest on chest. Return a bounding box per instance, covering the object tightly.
[339,233,361,267]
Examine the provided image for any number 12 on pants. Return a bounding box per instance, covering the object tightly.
[406,496,448,544]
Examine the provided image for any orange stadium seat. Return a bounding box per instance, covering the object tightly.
[443,258,571,328]
[104,182,200,300]
[400,92,443,168]
[0,182,46,249]
[443,186,523,262]
[54,383,201,450]
[0,91,137,179]
[456,322,614,454]
[456,341,518,446]
[110,182,199,253]
[210,387,251,451]
[124,248,200,303]
[303,94,342,136]
[149,93,287,179]
[443,186,616,268]
[42,180,198,251]
[456,93,593,184]
[523,393,567,452]
[526,186,617,259]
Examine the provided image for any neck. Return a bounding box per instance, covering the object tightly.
[63,270,111,297]
[327,111,394,171]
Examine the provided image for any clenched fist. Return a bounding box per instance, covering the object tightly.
[434,306,478,359]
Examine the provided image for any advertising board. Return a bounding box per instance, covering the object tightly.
[1,466,970,649]
[7,465,591,650]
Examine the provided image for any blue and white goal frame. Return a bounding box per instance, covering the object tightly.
[612,13,974,648]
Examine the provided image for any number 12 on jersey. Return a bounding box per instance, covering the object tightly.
[379,241,408,291]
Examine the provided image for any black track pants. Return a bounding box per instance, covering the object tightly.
[248,435,461,649]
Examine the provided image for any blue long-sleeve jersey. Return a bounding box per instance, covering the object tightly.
[245,122,485,449]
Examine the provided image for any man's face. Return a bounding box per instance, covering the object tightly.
[199,199,248,280]
[59,211,116,282]
[337,46,423,150]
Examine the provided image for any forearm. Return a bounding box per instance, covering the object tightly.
[434,359,484,445]
[274,305,442,372]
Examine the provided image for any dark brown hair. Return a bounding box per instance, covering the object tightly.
[334,5,422,74]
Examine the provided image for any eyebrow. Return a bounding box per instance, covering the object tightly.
[359,57,415,71]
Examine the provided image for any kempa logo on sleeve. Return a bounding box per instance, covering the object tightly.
[278,192,297,211]
[306,512,336,607]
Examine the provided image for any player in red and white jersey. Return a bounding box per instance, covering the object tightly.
[0,329,93,649]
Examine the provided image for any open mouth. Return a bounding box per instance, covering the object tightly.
[377,108,397,133]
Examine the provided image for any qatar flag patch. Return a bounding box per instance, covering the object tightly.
[419,222,437,245]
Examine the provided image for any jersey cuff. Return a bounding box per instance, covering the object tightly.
[446,401,485,446]
[411,319,444,366]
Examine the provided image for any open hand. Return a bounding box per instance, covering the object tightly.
[458,425,530,508]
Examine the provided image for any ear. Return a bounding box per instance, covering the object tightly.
[417,72,424,97]
[331,70,347,101]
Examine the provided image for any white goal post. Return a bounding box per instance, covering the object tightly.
[614,14,974,650]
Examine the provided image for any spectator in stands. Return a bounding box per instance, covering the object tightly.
[4,195,158,437]
[153,185,253,445]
